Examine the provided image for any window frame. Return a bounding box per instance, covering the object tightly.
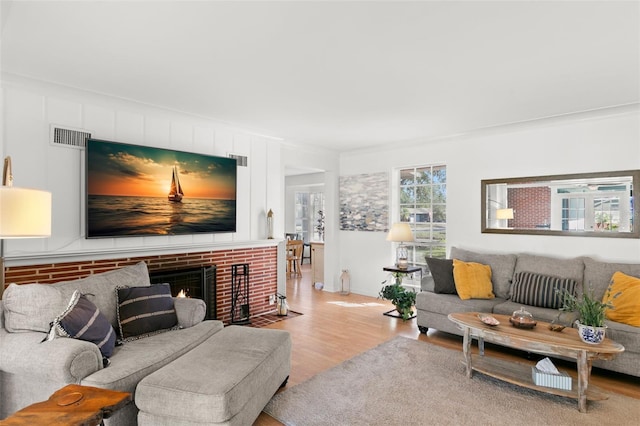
[393,164,447,271]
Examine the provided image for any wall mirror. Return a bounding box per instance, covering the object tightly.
[481,170,640,238]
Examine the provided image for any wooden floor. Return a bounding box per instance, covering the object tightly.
[254,264,640,425]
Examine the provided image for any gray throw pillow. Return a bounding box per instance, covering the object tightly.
[425,257,456,294]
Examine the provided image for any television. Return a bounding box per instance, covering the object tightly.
[86,139,237,238]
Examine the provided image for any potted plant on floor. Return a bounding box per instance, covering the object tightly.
[557,287,617,344]
[379,272,417,321]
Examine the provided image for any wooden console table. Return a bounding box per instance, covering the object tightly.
[0,384,131,426]
[448,312,625,413]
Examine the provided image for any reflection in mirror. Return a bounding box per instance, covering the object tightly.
[481,170,640,238]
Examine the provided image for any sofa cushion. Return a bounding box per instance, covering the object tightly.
[603,272,640,327]
[415,292,505,316]
[135,326,291,424]
[3,283,66,333]
[453,259,494,300]
[117,284,178,342]
[3,261,151,333]
[450,247,516,299]
[81,320,224,393]
[583,257,640,300]
[425,257,456,294]
[604,318,640,354]
[514,254,584,297]
[49,290,116,358]
[510,271,577,309]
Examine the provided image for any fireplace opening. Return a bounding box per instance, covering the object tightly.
[150,265,217,319]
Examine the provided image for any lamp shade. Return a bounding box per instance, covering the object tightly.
[0,187,52,238]
[386,222,415,243]
[496,208,514,220]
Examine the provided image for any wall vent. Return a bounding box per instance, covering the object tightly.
[50,125,92,149]
[228,153,248,167]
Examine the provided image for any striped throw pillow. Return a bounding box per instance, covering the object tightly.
[510,271,577,309]
[116,283,178,342]
[46,290,116,359]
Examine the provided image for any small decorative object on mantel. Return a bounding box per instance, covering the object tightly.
[556,285,620,344]
[509,307,537,329]
[266,209,274,239]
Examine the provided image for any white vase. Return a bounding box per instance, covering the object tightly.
[576,321,606,344]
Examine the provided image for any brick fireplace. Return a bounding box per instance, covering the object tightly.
[3,246,277,324]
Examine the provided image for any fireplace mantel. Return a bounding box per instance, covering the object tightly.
[4,239,281,267]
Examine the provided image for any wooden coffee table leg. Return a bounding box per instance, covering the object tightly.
[577,350,591,413]
[462,326,473,378]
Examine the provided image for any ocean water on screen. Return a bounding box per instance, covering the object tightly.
[87,195,236,237]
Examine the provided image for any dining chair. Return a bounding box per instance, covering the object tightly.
[286,239,304,278]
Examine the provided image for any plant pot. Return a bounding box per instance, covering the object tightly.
[576,321,606,345]
[394,305,414,321]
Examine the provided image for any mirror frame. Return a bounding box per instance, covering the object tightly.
[481,170,640,238]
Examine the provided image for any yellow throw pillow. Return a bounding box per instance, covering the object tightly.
[452,259,495,300]
[603,271,640,327]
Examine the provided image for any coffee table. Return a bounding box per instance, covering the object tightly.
[448,312,625,413]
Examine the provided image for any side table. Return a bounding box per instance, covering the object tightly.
[0,384,131,426]
[382,265,422,319]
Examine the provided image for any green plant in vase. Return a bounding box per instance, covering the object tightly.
[556,285,619,344]
[379,272,417,321]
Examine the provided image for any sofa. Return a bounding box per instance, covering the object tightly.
[0,261,291,425]
[416,247,640,378]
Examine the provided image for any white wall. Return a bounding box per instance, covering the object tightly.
[1,75,283,263]
[339,106,640,297]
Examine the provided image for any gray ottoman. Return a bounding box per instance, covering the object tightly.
[136,326,291,426]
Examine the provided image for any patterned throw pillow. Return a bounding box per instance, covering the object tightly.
[510,271,577,309]
[116,283,178,342]
[603,271,640,327]
[46,290,116,359]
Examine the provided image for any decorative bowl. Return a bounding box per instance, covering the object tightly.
[548,323,566,332]
[478,313,500,326]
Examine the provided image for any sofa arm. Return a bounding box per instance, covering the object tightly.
[174,297,206,328]
[0,328,103,383]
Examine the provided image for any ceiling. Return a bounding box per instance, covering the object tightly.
[1,1,639,153]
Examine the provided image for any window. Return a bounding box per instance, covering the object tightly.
[398,165,447,266]
[561,198,586,231]
[295,191,325,243]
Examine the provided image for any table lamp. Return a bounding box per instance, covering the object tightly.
[496,208,514,220]
[0,156,52,297]
[386,222,414,269]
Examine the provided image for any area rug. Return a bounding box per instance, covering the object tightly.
[264,336,639,425]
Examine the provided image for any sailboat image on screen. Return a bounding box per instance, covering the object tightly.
[168,165,184,202]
